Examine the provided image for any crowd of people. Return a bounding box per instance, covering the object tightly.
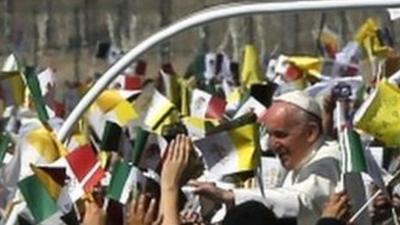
[79,90,394,225]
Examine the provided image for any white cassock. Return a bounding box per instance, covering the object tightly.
[233,139,341,225]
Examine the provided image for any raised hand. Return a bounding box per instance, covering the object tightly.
[160,134,192,225]
[127,194,162,225]
[82,201,106,225]
[188,180,234,206]
[161,134,192,191]
[322,191,350,221]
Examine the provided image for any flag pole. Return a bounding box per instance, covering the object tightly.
[349,190,381,223]
[349,169,400,223]
[59,0,400,142]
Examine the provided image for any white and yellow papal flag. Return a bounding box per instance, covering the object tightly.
[87,89,139,138]
[193,123,260,179]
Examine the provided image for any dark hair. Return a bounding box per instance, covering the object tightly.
[222,201,279,225]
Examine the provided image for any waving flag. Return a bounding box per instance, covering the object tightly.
[0,54,25,107]
[355,18,392,58]
[190,89,226,120]
[140,90,176,133]
[18,175,62,224]
[88,90,139,138]
[23,66,50,124]
[49,144,105,201]
[194,123,259,179]
[241,44,264,89]
[354,79,400,147]
[106,160,143,204]
[159,63,180,107]
[0,132,12,167]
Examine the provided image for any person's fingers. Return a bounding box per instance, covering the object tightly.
[145,198,157,223]
[84,201,93,214]
[176,134,184,161]
[374,195,391,208]
[330,192,344,203]
[337,194,348,206]
[188,180,208,191]
[137,194,147,215]
[193,182,219,198]
[183,136,191,165]
[179,136,187,166]
[188,179,199,186]
[337,207,348,219]
[152,215,163,225]
[166,139,176,162]
[129,196,138,214]
[191,212,199,222]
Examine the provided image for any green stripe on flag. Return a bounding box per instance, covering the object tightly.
[101,121,122,152]
[0,132,11,166]
[346,129,367,173]
[18,175,58,224]
[107,161,131,201]
[23,66,49,123]
[132,127,149,166]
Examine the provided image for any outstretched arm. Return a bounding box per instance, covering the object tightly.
[160,135,192,225]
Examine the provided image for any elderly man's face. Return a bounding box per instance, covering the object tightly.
[263,102,317,170]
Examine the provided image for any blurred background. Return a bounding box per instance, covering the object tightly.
[0,0,397,83]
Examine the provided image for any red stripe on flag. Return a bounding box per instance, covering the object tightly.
[125,76,142,90]
[83,165,105,193]
[66,144,97,182]
[53,101,65,118]
[206,96,226,120]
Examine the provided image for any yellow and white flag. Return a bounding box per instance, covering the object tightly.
[241,44,264,89]
[193,123,260,179]
[0,127,66,188]
[355,18,392,58]
[0,54,25,107]
[88,89,139,136]
[354,79,400,147]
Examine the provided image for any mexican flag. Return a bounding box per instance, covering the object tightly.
[106,160,143,204]
[23,66,50,124]
[18,175,62,224]
[31,164,74,214]
[0,132,12,167]
[51,144,105,201]
[340,127,386,194]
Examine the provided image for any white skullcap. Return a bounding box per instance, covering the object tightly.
[274,90,322,119]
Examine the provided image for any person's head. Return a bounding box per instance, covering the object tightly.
[260,91,322,170]
[222,201,278,225]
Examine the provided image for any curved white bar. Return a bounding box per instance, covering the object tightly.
[59,0,400,142]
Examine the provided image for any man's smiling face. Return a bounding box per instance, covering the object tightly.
[263,102,315,170]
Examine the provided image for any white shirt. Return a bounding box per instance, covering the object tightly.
[233,139,341,225]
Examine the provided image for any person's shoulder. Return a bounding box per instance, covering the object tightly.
[316,139,340,160]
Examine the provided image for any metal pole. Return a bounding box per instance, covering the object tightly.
[58,0,400,142]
